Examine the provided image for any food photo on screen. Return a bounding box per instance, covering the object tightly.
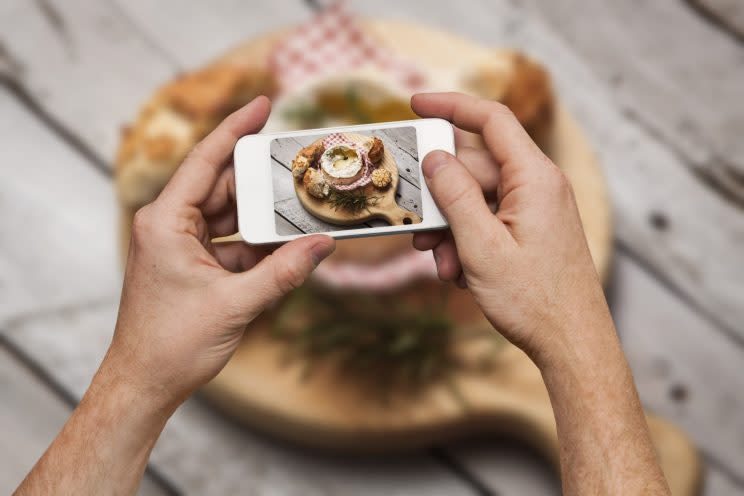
[270,126,423,235]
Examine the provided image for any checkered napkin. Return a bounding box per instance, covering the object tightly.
[272,3,437,288]
[313,249,439,291]
[321,133,373,190]
[269,0,425,92]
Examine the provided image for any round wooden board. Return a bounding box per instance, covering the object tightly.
[293,133,422,227]
[120,19,698,496]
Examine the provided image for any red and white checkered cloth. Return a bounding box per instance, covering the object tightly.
[271,3,437,290]
[320,133,373,190]
[313,248,439,291]
[269,0,425,92]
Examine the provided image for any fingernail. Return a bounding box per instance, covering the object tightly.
[423,150,451,178]
[310,240,335,267]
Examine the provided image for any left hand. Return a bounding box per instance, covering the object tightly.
[105,96,335,410]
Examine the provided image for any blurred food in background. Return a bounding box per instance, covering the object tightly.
[113,2,700,494]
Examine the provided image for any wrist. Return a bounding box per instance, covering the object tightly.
[526,297,619,374]
[87,352,179,435]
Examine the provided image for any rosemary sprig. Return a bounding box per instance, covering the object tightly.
[271,286,503,392]
[327,190,381,213]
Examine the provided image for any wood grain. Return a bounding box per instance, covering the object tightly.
[0,89,120,326]
[0,346,170,495]
[7,0,738,342]
[278,132,421,232]
[610,252,744,485]
[691,0,744,39]
[2,1,743,494]
[3,303,477,496]
[359,1,744,342]
[0,84,471,494]
[511,0,744,205]
[0,0,175,165]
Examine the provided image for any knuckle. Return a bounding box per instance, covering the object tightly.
[487,100,513,117]
[549,167,572,195]
[534,161,571,196]
[185,144,208,168]
[272,257,308,294]
[437,180,472,213]
[483,105,519,137]
[131,205,156,243]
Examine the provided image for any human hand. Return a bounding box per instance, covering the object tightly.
[105,97,335,410]
[411,93,609,362]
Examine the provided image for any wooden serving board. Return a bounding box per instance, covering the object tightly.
[294,133,422,227]
[116,19,700,496]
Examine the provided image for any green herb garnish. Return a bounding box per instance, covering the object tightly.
[327,190,381,213]
[271,286,504,393]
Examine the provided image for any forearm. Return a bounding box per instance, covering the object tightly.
[536,305,670,495]
[15,357,172,496]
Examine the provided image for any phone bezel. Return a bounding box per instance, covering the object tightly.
[234,118,452,244]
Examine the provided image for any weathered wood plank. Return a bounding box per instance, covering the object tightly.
[0,89,119,326]
[0,75,473,496]
[3,303,475,496]
[440,440,559,495]
[451,250,744,493]
[344,0,744,342]
[0,0,176,164]
[274,211,303,236]
[108,1,309,70]
[703,467,744,496]
[374,128,421,188]
[271,158,362,234]
[5,1,744,493]
[271,130,423,234]
[691,0,744,39]
[5,0,744,342]
[510,0,744,205]
[609,251,744,486]
[0,345,170,496]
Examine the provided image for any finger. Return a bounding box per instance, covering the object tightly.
[456,146,500,194]
[159,96,271,207]
[432,235,462,282]
[412,92,542,166]
[212,242,271,273]
[422,150,507,243]
[201,165,236,217]
[412,230,446,251]
[219,235,335,315]
[454,127,484,149]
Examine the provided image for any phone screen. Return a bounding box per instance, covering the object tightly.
[270,126,423,236]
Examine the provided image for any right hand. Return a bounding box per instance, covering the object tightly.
[411,93,610,362]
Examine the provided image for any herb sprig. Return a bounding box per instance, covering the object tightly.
[327,190,381,213]
[272,286,504,392]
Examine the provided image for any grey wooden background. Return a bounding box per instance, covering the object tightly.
[271,128,422,235]
[1,0,743,494]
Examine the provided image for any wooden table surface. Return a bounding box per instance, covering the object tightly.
[1,1,742,494]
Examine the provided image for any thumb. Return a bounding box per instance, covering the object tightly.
[221,235,335,315]
[422,150,504,243]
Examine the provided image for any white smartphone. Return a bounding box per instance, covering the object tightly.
[234,118,453,244]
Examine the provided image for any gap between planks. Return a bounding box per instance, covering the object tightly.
[685,0,744,44]
[4,0,743,360]
[5,1,744,492]
[0,334,181,496]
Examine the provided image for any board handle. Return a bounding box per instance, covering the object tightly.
[376,205,422,226]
